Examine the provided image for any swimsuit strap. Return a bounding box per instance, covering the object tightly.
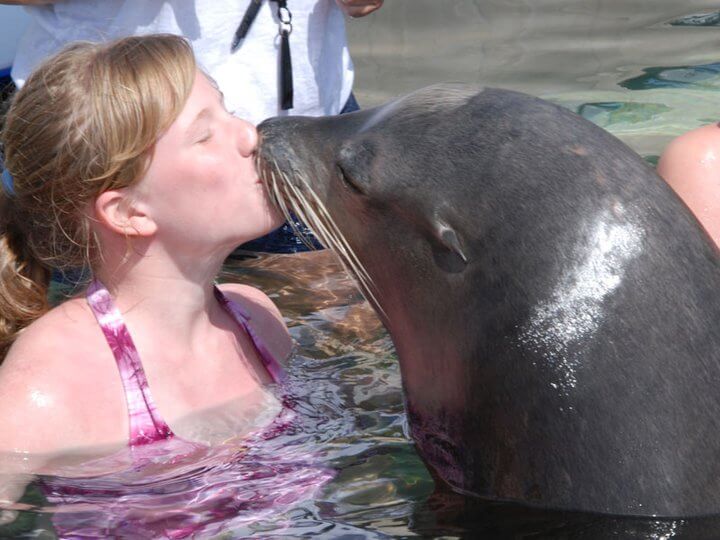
[213,286,287,384]
[86,280,287,448]
[86,280,174,446]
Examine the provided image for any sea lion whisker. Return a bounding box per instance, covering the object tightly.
[272,168,289,216]
[290,184,336,249]
[284,179,322,250]
[291,184,349,258]
[271,174,288,217]
[263,156,384,314]
[306,196,374,286]
[268,165,308,248]
[294,181,348,250]
[295,183,384,314]
[266,166,281,208]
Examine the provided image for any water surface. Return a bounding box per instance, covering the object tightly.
[347,0,720,157]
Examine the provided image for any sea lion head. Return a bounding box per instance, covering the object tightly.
[257,84,479,322]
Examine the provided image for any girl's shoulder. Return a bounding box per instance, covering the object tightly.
[219,282,287,318]
[217,283,292,363]
[4,296,99,366]
[0,297,125,454]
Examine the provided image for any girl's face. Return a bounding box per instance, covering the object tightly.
[135,71,283,253]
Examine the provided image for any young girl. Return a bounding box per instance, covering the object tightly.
[0,34,327,536]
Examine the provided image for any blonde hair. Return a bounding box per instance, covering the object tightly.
[0,34,196,358]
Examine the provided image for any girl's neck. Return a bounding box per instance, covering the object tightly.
[92,243,233,340]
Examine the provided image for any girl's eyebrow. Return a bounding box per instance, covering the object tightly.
[186,108,212,140]
[185,86,228,140]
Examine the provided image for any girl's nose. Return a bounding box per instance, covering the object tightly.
[235,117,258,157]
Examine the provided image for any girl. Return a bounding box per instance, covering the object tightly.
[0,34,325,537]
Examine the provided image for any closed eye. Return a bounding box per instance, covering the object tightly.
[337,164,365,195]
[196,131,213,144]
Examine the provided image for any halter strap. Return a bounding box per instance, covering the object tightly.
[213,286,287,384]
[86,279,173,446]
[86,280,287,447]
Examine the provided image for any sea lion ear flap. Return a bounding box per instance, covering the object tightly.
[432,220,469,271]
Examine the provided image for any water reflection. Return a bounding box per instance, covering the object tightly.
[669,11,720,27]
[621,63,720,91]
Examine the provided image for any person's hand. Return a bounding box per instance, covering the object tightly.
[335,0,383,18]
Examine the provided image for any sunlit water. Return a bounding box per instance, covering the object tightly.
[2,252,434,539]
[347,0,720,159]
[4,3,720,538]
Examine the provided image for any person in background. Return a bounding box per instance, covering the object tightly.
[0,0,383,252]
[657,123,720,248]
[0,34,334,537]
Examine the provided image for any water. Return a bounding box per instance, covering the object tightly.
[346,0,720,159]
[4,2,720,537]
[2,252,435,539]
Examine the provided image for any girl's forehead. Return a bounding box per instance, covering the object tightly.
[164,73,220,137]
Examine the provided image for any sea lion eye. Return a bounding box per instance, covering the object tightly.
[337,164,365,195]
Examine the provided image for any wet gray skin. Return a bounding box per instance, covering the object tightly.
[257,84,720,517]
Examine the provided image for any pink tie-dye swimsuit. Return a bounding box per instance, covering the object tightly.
[85,279,286,445]
[39,280,333,539]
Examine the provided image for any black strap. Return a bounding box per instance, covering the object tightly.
[273,0,294,110]
[231,0,294,111]
[231,0,263,52]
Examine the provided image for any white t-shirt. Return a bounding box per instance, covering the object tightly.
[12,0,354,124]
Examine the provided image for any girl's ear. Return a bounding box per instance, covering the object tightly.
[94,190,157,237]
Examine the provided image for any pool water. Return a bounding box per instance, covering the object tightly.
[3,2,720,538]
[347,0,720,160]
[2,252,435,539]
[9,259,720,538]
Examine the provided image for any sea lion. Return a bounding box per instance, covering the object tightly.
[256,84,720,518]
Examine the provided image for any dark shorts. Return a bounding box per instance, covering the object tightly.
[0,73,16,135]
[239,92,361,254]
[0,72,14,100]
